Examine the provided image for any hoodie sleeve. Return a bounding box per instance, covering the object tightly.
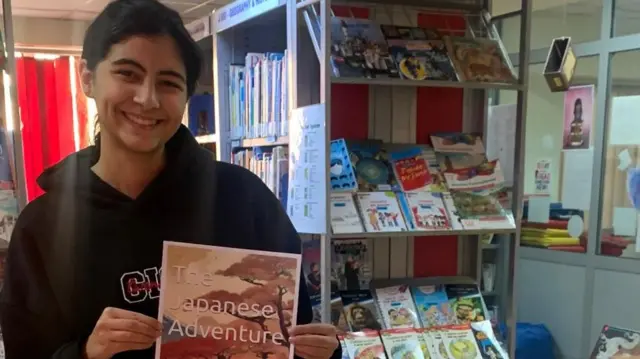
[0,220,85,359]
[253,177,342,359]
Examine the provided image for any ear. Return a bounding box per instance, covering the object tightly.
[78,59,94,98]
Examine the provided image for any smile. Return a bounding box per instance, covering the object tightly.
[122,111,160,128]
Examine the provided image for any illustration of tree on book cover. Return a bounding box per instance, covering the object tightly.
[156,241,302,359]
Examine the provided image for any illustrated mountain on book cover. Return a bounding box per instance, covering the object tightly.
[156,241,301,359]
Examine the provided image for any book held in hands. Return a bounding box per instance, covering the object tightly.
[156,241,302,359]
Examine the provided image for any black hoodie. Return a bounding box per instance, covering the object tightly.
[0,125,314,359]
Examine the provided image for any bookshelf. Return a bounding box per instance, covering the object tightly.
[212,0,532,356]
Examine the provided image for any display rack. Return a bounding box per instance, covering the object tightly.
[212,0,532,356]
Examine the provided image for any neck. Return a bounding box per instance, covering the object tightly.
[92,135,165,199]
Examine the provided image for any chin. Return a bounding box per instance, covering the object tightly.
[118,132,165,154]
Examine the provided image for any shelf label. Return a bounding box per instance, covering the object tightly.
[185,15,212,42]
[215,0,283,33]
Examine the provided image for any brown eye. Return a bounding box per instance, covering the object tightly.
[115,70,137,81]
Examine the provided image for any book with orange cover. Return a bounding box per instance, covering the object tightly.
[155,241,302,359]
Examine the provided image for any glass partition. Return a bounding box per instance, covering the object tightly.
[599,50,640,259]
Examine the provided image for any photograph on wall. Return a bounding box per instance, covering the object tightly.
[563,85,594,150]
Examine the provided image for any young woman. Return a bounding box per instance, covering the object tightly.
[0,0,338,358]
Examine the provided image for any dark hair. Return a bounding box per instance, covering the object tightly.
[81,0,203,97]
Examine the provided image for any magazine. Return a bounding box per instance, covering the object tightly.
[156,241,301,359]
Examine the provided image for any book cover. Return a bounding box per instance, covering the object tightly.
[381,25,457,82]
[156,241,301,359]
[341,290,383,331]
[441,324,483,359]
[390,147,433,192]
[330,193,365,234]
[380,328,425,359]
[332,239,373,291]
[399,192,451,231]
[375,285,421,329]
[444,37,516,84]
[330,17,399,79]
[343,331,387,359]
[412,285,455,328]
[445,284,488,325]
[590,325,640,359]
[356,192,408,233]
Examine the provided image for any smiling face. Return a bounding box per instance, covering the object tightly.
[80,35,188,154]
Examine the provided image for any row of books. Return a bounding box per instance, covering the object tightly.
[329,17,516,84]
[310,281,492,333]
[340,323,508,359]
[228,51,289,141]
[231,146,289,205]
[329,134,514,233]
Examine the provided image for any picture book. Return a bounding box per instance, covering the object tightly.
[348,139,398,191]
[448,192,515,230]
[430,133,485,155]
[444,37,516,84]
[412,285,455,327]
[445,284,488,325]
[470,321,508,359]
[590,325,640,359]
[331,193,365,234]
[380,328,425,359]
[341,290,384,331]
[342,331,387,359]
[332,239,373,290]
[390,147,433,192]
[437,152,504,194]
[381,25,457,82]
[441,324,483,359]
[330,139,358,192]
[375,285,421,329]
[156,241,301,359]
[330,17,399,79]
[356,192,408,233]
[398,192,451,231]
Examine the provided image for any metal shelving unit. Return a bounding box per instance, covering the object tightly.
[212,0,532,356]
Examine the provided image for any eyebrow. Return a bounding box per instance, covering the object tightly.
[111,58,186,84]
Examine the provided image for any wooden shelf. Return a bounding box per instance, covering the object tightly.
[331,228,516,239]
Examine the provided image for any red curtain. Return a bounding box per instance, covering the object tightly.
[15,56,88,202]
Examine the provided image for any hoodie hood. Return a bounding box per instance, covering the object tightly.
[36,125,205,205]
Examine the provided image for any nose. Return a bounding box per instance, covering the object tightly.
[133,80,159,110]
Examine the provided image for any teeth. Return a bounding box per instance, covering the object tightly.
[126,113,158,127]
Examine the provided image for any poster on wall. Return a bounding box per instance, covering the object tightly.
[563,85,594,150]
[287,104,327,234]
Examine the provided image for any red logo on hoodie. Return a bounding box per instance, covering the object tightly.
[120,267,161,304]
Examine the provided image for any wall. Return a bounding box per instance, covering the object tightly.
[497,4,640,359]
[10,16,90,47]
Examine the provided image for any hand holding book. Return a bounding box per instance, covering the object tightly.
[83,307,162,359]
[289,323,339,359]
